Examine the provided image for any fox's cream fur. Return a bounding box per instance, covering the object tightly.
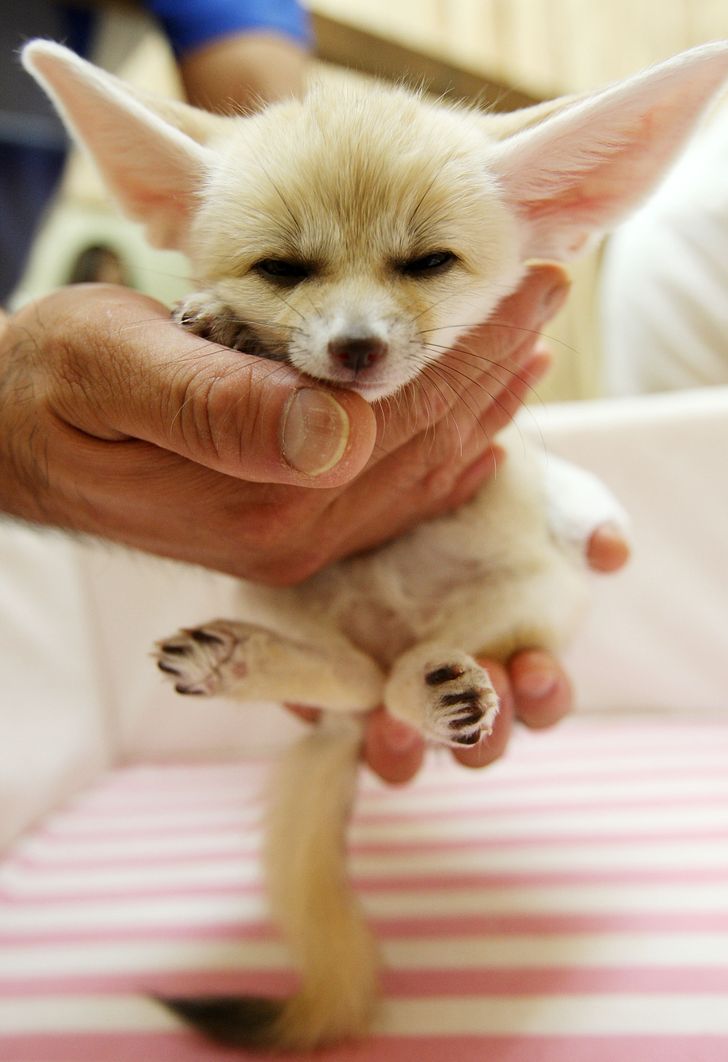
[23,39,728,1051]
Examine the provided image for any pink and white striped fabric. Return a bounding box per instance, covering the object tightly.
[2,713,728,1061]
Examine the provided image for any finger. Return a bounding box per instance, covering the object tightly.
[587,522,631,572]
[66,425,496,584]
[432,445,505,515]
[287,703,425,786]
[288,703,426,786]
[284,705,321,724]
[483,261,571,350]
[326,433,503,564]
[509,648,573,729]
[474,345,553,439]
[35,285,377,487]
[397,346,551,520]
[374,263,570,458]
[433,303,561,428]
[436,262,569,414]
[323,344,550,567]
[363,708,426,785]
[328,346,551,560]
[452,659,514,768]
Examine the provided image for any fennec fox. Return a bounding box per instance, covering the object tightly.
[24,39,728,1051]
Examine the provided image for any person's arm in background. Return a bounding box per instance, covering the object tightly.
[179,30,307,108]
[143,0,310,109]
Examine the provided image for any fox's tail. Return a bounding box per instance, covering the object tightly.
[164,714,379,1050]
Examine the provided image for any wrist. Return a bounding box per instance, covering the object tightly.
[0,304,52,526]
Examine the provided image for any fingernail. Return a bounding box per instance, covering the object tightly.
[587,521,631,572]
[281,388,350,476]
[517,655,560,699]
[384,717,422,753]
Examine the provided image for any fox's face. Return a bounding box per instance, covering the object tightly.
[188,89,523,399]
[22,39,728,400]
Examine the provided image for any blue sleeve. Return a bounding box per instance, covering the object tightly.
[143,0,312,57]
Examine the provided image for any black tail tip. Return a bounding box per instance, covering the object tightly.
[160,995,285,1048]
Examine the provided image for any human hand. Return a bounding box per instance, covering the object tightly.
[0,263,567,583]
[356,524,630,783]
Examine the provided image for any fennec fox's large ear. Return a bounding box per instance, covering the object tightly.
[22,40,219,251]
[491,42,728,260]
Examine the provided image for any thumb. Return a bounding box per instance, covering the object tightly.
[41,286,378,487]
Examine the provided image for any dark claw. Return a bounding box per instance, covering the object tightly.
[449,709,483,729]
[455,731,481,746]
[426,664,466,687]
[440,688,481,708]
[178,313,211,338]
[160,643,189,656]
[189,628,225,646]
[175,684,205,695]
[157,660,181,676]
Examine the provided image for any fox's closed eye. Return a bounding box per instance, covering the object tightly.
[398,250,457,277]
[254,258,313,284]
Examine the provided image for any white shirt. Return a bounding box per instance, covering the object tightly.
[601,104,728,394]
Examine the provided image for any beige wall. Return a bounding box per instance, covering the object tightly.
[312,0,727,95]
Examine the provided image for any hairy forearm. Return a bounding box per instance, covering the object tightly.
[0,306,49,525]
[0,303,88,530]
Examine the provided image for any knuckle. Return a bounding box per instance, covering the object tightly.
[228,493,333,585]
[170,367,242,465]
[246,550,323,587]
[166,355,275,474]
[236,499,293,548]
[419,375,454,421]
[420,450,465,502]
[268,534,334,584]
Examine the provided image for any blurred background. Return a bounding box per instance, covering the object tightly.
[14,0,728,401]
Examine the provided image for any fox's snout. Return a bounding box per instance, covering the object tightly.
[327,333,388,373]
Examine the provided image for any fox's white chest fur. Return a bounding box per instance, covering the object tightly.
[24,38,728,1052]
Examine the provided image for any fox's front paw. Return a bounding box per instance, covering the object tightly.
[155,620,242,696]
[422,660,499,747]
[173,293,279,357]
[173,292,247,348]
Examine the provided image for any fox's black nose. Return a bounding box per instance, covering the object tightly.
[328,335,388,372]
